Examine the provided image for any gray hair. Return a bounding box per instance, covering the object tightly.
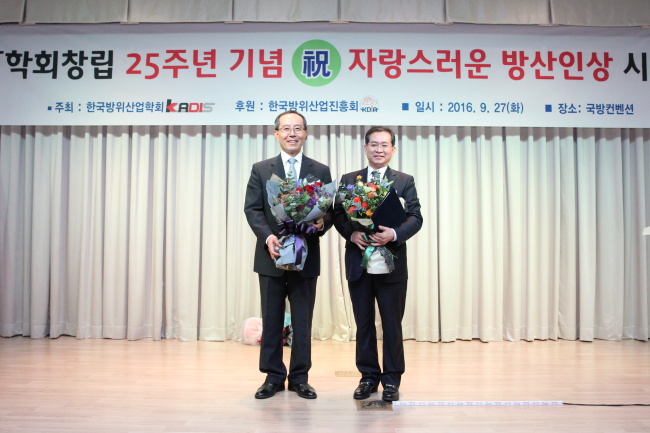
[274,110,308,131]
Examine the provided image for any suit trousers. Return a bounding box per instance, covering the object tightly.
[348,272,407,387]
[258,273,317,385]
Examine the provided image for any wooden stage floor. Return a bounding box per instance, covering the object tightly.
[0,336,648,432]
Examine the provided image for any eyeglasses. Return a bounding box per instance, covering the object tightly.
[367,142,391,150]
[278,126,305,134]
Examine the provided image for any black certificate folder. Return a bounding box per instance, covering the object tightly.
[371,187,408,228]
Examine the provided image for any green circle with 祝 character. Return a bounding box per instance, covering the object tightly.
[292,40,341,87]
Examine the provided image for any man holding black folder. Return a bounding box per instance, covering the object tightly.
[334,126,423,402]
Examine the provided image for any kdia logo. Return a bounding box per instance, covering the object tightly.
[361,96,379,112]
[166,99,215,113]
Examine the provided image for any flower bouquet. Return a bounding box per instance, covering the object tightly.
[266,173,336,271]
[338,175,406,274]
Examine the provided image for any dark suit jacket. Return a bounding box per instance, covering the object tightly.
[244,154,333,278]
[333,167,423,283]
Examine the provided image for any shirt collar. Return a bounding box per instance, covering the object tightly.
[281,151,303,165]
[367,166,388,180]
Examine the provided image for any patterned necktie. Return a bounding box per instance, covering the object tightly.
[371,170,380,183]
[288,157,297,178]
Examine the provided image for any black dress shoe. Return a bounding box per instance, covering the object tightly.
[255,381,285,399]
[382,384,399,402]
[353,382,378,400]
[288,382,317,399]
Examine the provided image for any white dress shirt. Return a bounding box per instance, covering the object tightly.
[282,151,303,178]
[365,166,397,241]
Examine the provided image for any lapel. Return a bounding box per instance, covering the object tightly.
[359,167,369,182]
[271,154,284,178]
[384,166,396,182]
[300,155,312,179]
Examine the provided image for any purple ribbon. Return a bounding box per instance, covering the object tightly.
[293,235,304,266]
[278,219,318,237]
[277,220,317,267]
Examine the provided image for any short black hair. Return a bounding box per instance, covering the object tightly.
[364,126,395,146]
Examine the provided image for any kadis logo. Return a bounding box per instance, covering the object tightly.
[166,99,215,113]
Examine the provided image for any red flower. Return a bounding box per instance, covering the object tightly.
[353,197,362,203]
[305,184,315,193]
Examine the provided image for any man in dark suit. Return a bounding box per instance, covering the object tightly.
[334,126,423,402]
[244,110,333,400]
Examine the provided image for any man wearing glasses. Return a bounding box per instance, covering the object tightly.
[333,126,423,402]
[244,110,333,400]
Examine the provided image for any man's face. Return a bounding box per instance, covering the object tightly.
[274,113,307,157]
[364,131,396,169]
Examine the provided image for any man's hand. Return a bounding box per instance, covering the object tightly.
[312,218,324,231]
[267,235,281,259]
[368,225,394,246]
[351,230,370,250]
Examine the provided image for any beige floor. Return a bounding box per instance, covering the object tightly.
[0,336,648,432]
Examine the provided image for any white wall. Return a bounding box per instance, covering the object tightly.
[1,0,650,26]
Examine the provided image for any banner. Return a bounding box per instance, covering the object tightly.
[0,23,648,127]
